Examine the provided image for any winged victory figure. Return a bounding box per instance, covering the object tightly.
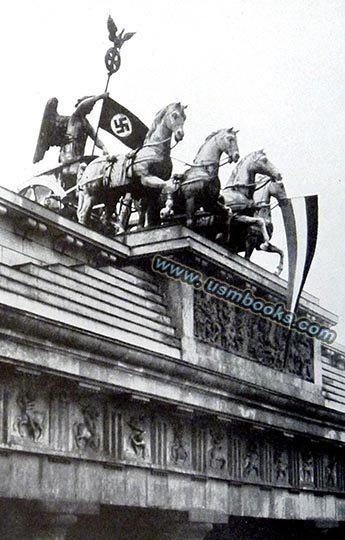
[33,94,109,190]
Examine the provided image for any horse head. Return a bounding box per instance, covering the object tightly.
[215,128,240,163]
[253,177,287,215]
[269,179,287,201]
[162,102,188,143]
[251,150,282,181]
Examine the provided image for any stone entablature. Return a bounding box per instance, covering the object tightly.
[1,187,345,524]
[0,187,342,417]
[1,368,345,501]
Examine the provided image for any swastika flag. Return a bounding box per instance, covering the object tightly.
[99,97,148,149]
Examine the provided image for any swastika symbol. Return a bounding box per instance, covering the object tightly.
[111,114,132,137]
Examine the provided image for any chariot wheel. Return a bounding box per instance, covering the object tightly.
[18,177,67,213]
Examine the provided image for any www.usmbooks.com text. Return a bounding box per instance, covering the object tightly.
[151,255,336,344]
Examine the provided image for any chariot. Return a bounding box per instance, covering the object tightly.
[17,156,115,231]
[17,12,317,321]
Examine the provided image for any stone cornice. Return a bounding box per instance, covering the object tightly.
[0,186,130,260]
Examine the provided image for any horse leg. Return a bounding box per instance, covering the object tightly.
[244,241,255,261]
[103,193,121,234]
[118,193,133,232]
[141,175,177,225]
[245,216,271,249]
[100,205,115,234]
[256,217,271,249]
[214,203,232,244]
[137,198,147,228]
[77,189,94,226]
[77,188,85,222]
[185,196,195,229]
[275,247,284,276]
[223,208,233,245]
[140,174,167,190]
[234,216,271,249]
[146,191,161,227]
[259,243,284,276]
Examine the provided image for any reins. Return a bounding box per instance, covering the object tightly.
[251,180,286,212]
[223,177,272,192]
[223,177,283,213]
[171,156,233,168]
[127,136,181,166]
[141,135,173,148]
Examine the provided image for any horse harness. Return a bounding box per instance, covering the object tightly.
[222,177,274,214]
[178,161,220,187]
[223,176,272,193]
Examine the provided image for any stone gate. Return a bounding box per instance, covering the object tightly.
[0,186,344,539]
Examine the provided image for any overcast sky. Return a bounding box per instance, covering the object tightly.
[1,0,344,343]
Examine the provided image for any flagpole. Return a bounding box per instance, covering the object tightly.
[91,15,135,155]
[91,72,112,155]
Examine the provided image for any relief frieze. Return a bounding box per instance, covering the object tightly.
[1,374,344,495]
[194,288,314,381]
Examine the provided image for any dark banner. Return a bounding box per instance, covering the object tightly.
[293,195,319,313]
[283,195,318,364]
[99,97,148,149]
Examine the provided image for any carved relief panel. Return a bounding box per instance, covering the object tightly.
[242,439,261,481]
[72,398,102,453]
[123,409,151,462]
[168,417,192,469]
[1,367,345,497]
[10,378,49,447]
[299,449,315,487]
[273,445,290,485]
[324,453,339,490]
[207,424,227,474]
[194,288,314,381]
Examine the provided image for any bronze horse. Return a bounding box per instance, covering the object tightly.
[221,150,282,249]
[77,102,187,230]
[160,128,240,228]
[225,177,288,275]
